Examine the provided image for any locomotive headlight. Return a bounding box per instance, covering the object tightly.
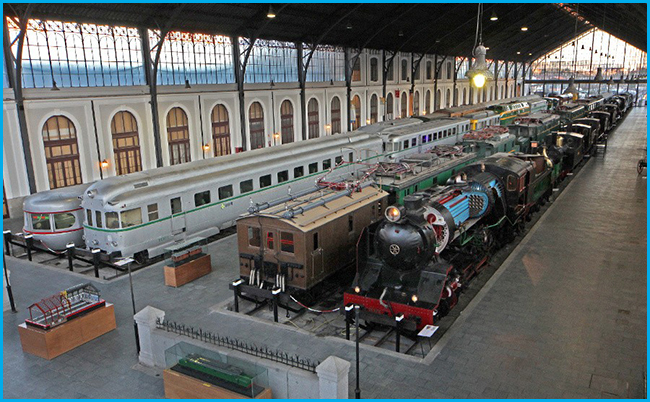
[411,294,418,303]
[385,206,402,222]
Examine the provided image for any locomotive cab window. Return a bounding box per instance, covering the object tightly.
[280,231,294,254]
[121,208,142,228]
[240,179,253,194]
[31,214,51,231]
[322,159,331,170]
[54,213,76,230]
[248,226,261,247]
[147,204,158,221]
[348,152,354,162]
[95,211,103,228]
[86,209,93,226]
[106,212,119,229]
[308,162,318,174]
[335,156,343,165]
[170,197,182,214]
[266,231,274,249]
[403,140,409,149]
[218,185,233,200]
[507,175,518,191]
[194,191,211,207]
[277,170,289,183]
[260,175,272,188]
[294,166,304,178]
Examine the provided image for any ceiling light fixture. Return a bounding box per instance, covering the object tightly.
[520,26,528,32]
[490,11,498,21]
[346,21,352,30]
[465,3,493,89]
[267,5,276,19]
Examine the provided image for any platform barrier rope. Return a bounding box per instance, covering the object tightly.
[155,318,319,373]
[289,295,340,313]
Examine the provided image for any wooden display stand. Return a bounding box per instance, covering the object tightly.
[164,254,212,287]
[163,369,272,399]
[18,303,116,360]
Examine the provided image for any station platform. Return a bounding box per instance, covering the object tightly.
[3,107,646,398]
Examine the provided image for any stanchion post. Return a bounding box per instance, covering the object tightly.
[3,255,16,312]
[24,234,33,261]
[66,243,75,272]
[92,248,101,278]
[395,313,404,353]
[272,287,281,322]
[355,304,361,399]
[3,230,11,257]
[232,279,244,313]
[345,304,354,341]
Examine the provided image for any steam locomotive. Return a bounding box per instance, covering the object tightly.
[344,152,554,330]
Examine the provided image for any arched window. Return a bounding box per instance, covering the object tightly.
[370,58,378,82]
[211,104,231,157]
[463,88,467,105]
[351,95,361,130]
[352,58,361,82]
[370,94,378,124]
[413,91,420,116]
[401,59,408,81]
[400,92,408,118]
[446,62,452,80]
[42,115,82,189]
[386,59,394,81]
[167,107,191,165]
[308,98,319,139]
[426,61,432,80]
[386,93,394,120]
[331,97,341,134]
[500,85,504,99]
[454,88,459,107]
[446,88,451,108]
[435,89,441,110]
[280,100,294,144]
[111,111,142,175]
[249,102,265,149]
[425,90,431,113]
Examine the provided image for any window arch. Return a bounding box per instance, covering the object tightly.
[331,97,341,134]
[425,90,431,113]
[386,93,394,120]
[42,115,82,189]
[446,62,452,80]
[370,94,378,124]
[111,111,142,175]
[401,59,408,81]
[167,107,191,165]
[211,104,231,157]
[249,102,266,149]
[280,100,294,144]
[426,61,432,80]
[351,95,361,130]
[500,85,504,99]
[446,88,451,108]
[308,98,320,139]
[463,87,467,105]
[400,92,408,118]
[386,59,394,81]
[413,91,420,116]
[370,58,378,82]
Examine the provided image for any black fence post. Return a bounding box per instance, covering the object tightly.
[272,288,280,323]
[66,243,75,272]
[24,234,33,261]
[345,304,354,341]
[92,248,101,278]
[395,313,404,353]
[3,230,11,257]
[232,279,244,313]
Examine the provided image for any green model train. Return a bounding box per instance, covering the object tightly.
[178,354,254,388]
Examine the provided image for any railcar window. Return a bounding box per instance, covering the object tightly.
[280,232,294,253]
[194,191,211,207]
[308,163,318,174]
[170,197,182,214]
[335,156,343,165]
[121,208,142,228]
[218,185,233,200]
[106,212,119,229]
[260,175,272,188]
[277,170,289,183]
[147,204,158,221]
[31,214,51,230]
[266,232,274,249]
[403,140,409,149]
[313,232,319,250]
[411,138,417,147]
[349,152,354,162]
[294,166,304,178]
[507,175,517,192]
[240,179,253,194]
[95,211,103,228]
[322,159,331,170]
[54,213,76,230]
[452,128,456,135]
[86,209,93,226]
[248,227,261,247]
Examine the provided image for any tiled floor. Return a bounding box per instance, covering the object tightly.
[3,107,646,398]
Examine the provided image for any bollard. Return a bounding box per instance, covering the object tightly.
[24,234,33,261]
[66,243,75,272]
[92,248,101,278]
[345,304,354,341]
[395,313,404,353]
[272,287,281,323]
[232,279,244,313]
[3,230,11,257]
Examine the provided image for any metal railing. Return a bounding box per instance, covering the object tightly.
[155,318,319,373]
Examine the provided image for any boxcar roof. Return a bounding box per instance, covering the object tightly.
[239,185,387,233]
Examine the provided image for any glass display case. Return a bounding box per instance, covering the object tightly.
[165,342,269,398]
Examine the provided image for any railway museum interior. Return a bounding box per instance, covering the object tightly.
[1,2,647,399]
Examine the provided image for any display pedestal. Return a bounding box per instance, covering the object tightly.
[164,254,212,287]
[18,303,116,360]
[163,369,272,399]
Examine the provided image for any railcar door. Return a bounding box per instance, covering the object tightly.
[169,196,186,235]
